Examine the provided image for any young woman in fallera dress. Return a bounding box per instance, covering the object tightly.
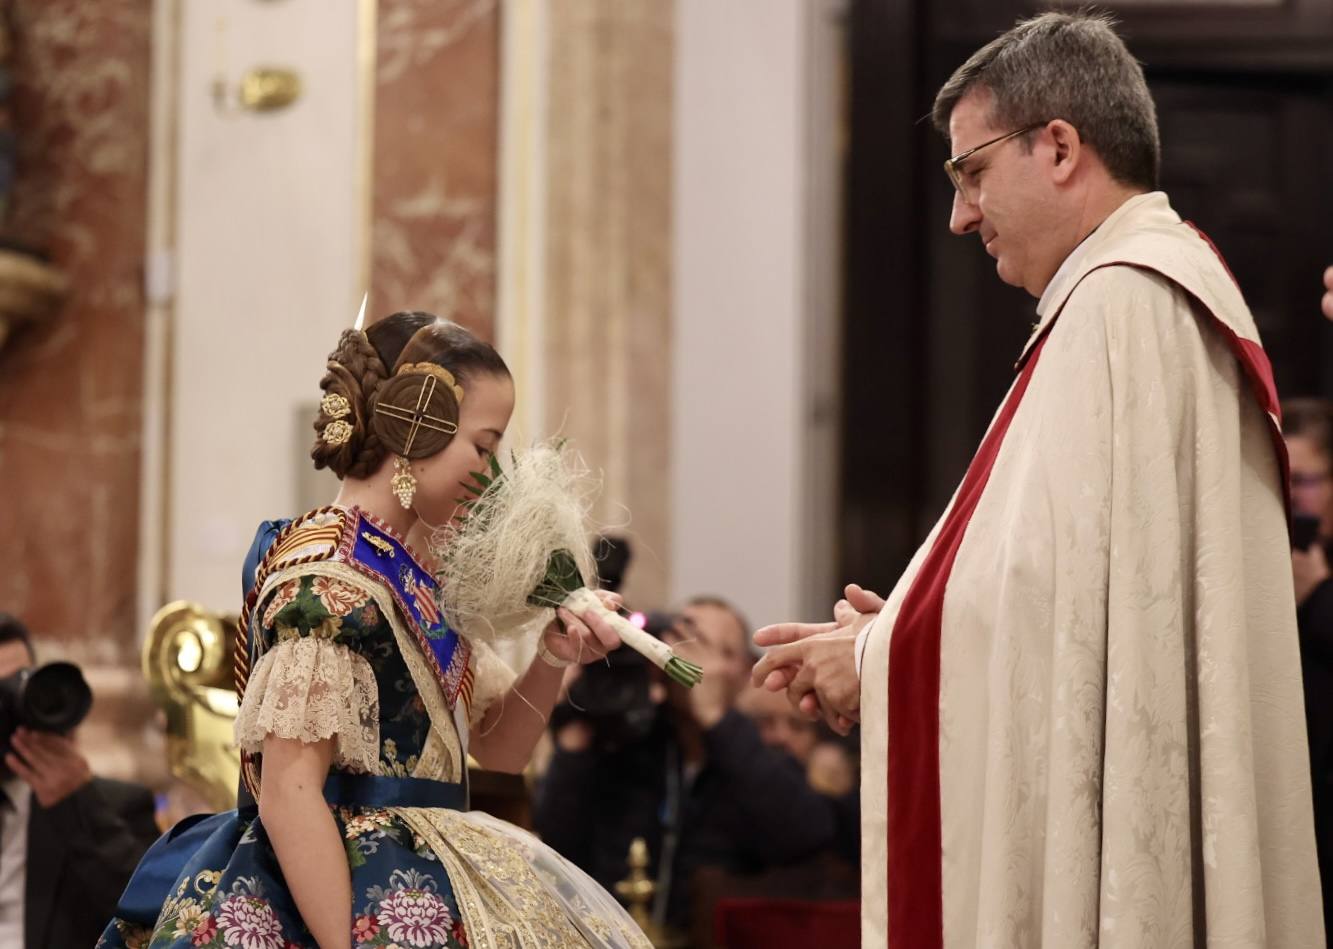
[101,312,652,949]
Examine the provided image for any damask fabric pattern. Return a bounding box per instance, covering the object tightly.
[99,554,651,949]
[859,194,1325,947]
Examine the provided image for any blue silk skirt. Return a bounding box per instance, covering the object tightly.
[98,773,469,949]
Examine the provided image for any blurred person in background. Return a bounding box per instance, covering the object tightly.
[1282,397,1333,937]
[0,614,158,949]
[535,596,836,940]
[739,685,859,866]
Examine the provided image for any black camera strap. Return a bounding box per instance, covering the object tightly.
[652,742,683,926]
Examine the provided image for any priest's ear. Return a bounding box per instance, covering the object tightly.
[1047,119,1083,185]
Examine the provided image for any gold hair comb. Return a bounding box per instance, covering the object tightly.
[398,362,465,404]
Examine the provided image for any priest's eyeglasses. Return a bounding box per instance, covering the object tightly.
[944,122,1047,204]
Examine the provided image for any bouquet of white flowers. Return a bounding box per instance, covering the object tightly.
[433,442,703,687]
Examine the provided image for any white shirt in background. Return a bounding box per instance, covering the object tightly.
[0,776,31,947]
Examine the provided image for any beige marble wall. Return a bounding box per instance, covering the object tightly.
[0,0,163,783]
[542,1,674,609]
[0,0,151,664]
[372,0,499,340]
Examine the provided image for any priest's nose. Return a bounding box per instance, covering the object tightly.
[949,190,982,236]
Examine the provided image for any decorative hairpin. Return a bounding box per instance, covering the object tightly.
[323,419,353,447]
[398,362,465,404]
[321,393,351,419]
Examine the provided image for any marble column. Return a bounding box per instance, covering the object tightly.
[0,0,150,664]
[373,0,499,340]
[541,0,674,609]
[0,0,163,784]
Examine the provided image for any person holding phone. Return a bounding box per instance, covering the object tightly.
[1282,396,1333,938]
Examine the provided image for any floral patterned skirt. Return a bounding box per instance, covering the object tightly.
[99,805,468,949]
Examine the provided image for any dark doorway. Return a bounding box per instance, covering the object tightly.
[839,0,1333,594]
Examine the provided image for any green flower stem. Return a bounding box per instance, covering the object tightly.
[561,588,704,688]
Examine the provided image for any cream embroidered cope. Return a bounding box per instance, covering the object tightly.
[234,636,380,774]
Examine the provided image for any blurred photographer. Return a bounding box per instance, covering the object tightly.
[534,596,836,938]
[0,614,158,948]
[1281,398,1333,937]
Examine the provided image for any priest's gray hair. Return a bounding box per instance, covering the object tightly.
[932,10,1160,191]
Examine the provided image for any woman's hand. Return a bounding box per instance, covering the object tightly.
[473,590,626,773]
[540,590,624,665]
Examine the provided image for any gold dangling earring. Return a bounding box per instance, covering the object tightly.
[390,456,417,509]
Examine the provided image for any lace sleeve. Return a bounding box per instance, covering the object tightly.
[235,636,380,773]
[468,640,518,727]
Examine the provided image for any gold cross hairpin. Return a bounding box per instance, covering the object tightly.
[374,375,459,455]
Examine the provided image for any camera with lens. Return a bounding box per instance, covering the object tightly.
[551,610,676,753]
[0,661,93,746]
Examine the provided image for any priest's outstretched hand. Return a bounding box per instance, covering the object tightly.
[1323,265,1333,320]
[751,584,884,736]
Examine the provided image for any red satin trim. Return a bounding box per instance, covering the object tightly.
[884,333,1050,948]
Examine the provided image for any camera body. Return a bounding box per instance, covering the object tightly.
[1293,513,1322,552]
[0,661,92,746]
[552,611,675,753]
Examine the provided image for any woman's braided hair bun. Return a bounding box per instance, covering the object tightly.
[310,311,511,480]
[310,328,391,479]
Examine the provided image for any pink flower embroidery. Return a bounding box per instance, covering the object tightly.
[311,576,370,616]
[352,913,380,942]
[215,894,285,949]
[357,602,382,628]
[190,914,217,947]
[262,580,302,627]
[376,888,454,947]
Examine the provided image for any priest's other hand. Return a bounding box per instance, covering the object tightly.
[753,583,884,655]
[1323,265,1333,321]
[753,583,882,688]
[752,630,861,736]
[5,726,92,808]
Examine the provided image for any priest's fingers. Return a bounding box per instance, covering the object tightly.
[799,692,822,721]
[1323,266,1333,320]
[832,599,857,626]
[827,710,856,737]
[751,641,807,687]
[753,621,836,648]
[845,583,886,614]
[788,665,821,720]
[762,667,797,692]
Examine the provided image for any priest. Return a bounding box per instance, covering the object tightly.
[753,12,1325,947]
